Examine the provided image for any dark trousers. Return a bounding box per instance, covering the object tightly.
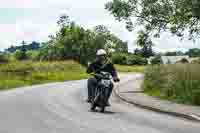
[87,77,113,101]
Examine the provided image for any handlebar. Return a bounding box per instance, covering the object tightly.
[90,72,111,80]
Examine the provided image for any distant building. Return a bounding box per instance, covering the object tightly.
[161,56,190,64]
[148,56,190,64]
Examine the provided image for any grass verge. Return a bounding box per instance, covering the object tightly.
[0,60,89,90]
[143,64,200,106]
[115,65,146,73]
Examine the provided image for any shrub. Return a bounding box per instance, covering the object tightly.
[151,55,162,64]
[111,53,128,65]
[126,55,147,65]
[0,53,8,63]
[176,58,189,64]
[14,50,27,60]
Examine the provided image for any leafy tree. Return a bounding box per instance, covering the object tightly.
[164,51,184,56]
[105,0,200,40]
[14,50,27,60]
[36,15,128,65]
[6,41,40,53]
[136,30,154,58]
[185,48,200,57]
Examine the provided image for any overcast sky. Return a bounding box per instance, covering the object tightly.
[0,0,200,52]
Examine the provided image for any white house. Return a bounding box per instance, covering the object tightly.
[148,56,190,64]
[161,56,190,64]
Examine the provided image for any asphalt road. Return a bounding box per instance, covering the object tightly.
[0,74,199,133]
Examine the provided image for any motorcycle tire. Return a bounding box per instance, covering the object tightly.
[90,103,97,111]
[100,106,105,113]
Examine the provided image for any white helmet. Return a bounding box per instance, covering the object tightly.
[96,49,107,56]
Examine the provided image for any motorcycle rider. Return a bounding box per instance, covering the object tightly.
[86,49,120,105]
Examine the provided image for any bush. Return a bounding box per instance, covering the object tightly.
[126,55,147,65]
[112,53,147,65]
[151,55,162,64]
[143,64,200,105]
[14,50,27,60]
[111,53,128,65]
[178,58,189,63]
[0,53,8,63]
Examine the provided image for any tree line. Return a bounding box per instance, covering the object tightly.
[1,15,128,65]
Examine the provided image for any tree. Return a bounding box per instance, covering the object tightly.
[105,0,200,40]
[136,30,154,58]
[38,15,128,65]
[185,48,200,57]
[29,41,40,50]
[14,50,27,60]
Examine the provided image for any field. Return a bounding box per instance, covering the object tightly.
[143,64,200,105]
[0,61,144,90]
[115,65,145,73]
[0,61,89,90]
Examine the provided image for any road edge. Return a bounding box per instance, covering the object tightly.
[114,85,200,123]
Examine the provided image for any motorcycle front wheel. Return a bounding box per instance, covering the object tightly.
[100,106,105,113]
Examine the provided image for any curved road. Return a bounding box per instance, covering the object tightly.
[0,74,199,133]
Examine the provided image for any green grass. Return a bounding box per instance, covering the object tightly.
[115,64,146,73]
[0,61,146,91]
[0,60,89,90]
[143,64,200,105]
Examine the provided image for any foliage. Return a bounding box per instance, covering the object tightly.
[185,48,200,57]
[136,30,154,58]
[126,54,147,65]
[0,53,9,63]
[143,64,200,105]
[6,41,40,53]
[105,0,200,40]
[14,50,27,61]
[112,52,147,65]
[177,58,189,63]
[111,53,128,65]
[151,55,163,64]
[35,15,128,65]
[165,51,185,56]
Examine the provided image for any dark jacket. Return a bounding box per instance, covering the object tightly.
[86,60,118,78]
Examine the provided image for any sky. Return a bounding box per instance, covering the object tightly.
[0,0,200,52]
